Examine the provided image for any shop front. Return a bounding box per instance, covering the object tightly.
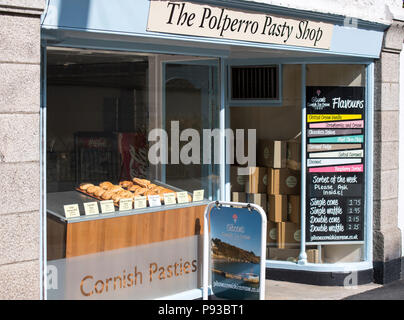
[40,0,388,299]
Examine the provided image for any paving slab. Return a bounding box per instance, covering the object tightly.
[265,280,381,300]
[344,279,404,300]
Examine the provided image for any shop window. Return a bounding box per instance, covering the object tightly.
[230,64,302,262]
[45,49,220,299]
[230,64,367,264]
[163,62,219,197]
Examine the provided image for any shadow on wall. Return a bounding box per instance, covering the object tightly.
[58,0,90,28]
[42,0,90,29]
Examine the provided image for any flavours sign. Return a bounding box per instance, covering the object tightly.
[147,0,334,49]
[305,86,365,244]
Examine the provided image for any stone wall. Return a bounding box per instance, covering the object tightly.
[373,20,404,284]
[0,0,44,299]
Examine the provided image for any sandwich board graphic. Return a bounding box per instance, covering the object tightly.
[203,201,267,300]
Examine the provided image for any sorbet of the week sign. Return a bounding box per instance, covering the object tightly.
[147,0,334,49]
[305,86,365,244]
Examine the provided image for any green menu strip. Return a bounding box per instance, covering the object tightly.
[309,135,364,144]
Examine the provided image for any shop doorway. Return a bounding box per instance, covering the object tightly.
[163,60,219,199]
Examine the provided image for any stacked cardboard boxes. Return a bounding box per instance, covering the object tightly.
[261,137,308,261]
[267,220,278,247]
[258,139,301,253]
[230,136,319,262]
[230,166,247,193]
[286,135,301,171]
[231,165,269,211]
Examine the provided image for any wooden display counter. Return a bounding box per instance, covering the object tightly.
[47,191,206,260]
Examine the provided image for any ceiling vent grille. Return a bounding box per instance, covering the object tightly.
[230,65,279,100]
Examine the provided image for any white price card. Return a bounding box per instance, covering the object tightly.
[148,194,161,207]
[83,202,99,216]
[134,196,147,209]
[100,200,115,214]
[119,198,133,211]
[177,191,190,204]
[163,193,176,205]
[64,204,80,219]
[192,190,204,202]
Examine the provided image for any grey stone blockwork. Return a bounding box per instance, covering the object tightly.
[373,19,404,284]
[0,1,43,300]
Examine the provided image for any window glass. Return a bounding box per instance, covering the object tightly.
[164,62,219,199]
[230,64,303,262]
[46,49,219,299]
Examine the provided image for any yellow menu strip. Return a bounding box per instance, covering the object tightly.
[307,114,362,123]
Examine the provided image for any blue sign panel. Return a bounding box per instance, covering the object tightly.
[209,206,263,300]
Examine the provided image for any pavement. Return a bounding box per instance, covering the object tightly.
[344,279,404,300]
[264,279,404,300]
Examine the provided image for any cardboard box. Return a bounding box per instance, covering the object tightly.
[268,168,300,195]
[286,139,301,171]
[245,167,268,194]
[277,222,300,249]
[230,166,247,192]
[232,192,246,203]
[267,220,278,246]
[257,140,287,168]
[268,248,319,263]
[288,195,301,225]
[268,195,287,222]
[268,248,299,262]
[306,249,320,264]
[323,245,362,263]
[247,193,267,212]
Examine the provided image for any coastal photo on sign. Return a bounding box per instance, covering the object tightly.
[210,207,262,300]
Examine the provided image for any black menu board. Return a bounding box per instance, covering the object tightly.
[305,86,365,244]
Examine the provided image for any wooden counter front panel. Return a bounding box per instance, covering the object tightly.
[65,205,205,258]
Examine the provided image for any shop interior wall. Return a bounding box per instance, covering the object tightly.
[46,84,148,192]
[47,85,122,152]
[230,64,302,141]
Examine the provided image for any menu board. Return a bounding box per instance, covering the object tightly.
[306,86,365,244]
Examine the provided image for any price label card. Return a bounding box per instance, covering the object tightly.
[163,193,176,205]
[148,195,161,207]
[134,196,147,209]
[119,198,133,211]
[83,202,99,216]
[100,200,115,214]
[64,204,80,219]
[192,190,204,202]
[177,191,190,204]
